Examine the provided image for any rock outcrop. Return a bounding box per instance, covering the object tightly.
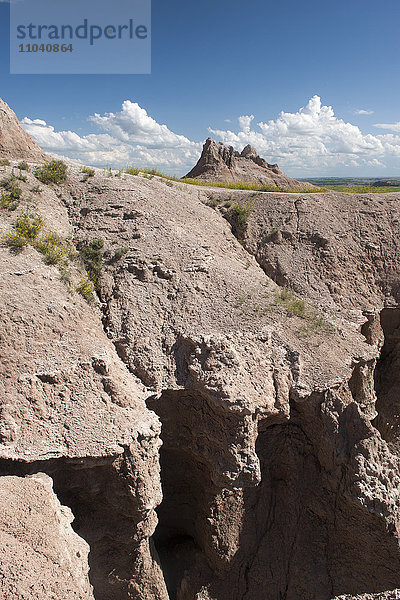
[0,473,93,600]
[183,137,313,190]
[0,97,48,163]
[1,100,400,600]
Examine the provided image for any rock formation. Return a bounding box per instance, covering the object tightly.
[0,473,94,600]
[0,97,48,162]
[183,137,313,190]
[1,100,400,600]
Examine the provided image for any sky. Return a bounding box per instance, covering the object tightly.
[1,0,400,177]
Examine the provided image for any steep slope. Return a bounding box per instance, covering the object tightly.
[0,98,48,162]
[0,166,168,600]
[183,137,314,190]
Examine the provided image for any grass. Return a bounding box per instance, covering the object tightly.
[274,288,306,317]
[273,287,333,335]
[18,161,30,172]
[0,158,10,166]
[35,160,68,185]
[232,203,252,236]
[328,184,400,193]
[125,166,141,176]
[80,166,95,181]
[122,164,322,193]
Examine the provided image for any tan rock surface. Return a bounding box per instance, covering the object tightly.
[0,473,93,600]
[0,98,48,162]
[184,137,314,190]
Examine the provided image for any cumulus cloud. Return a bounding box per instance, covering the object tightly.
[373,122,400,132]
[21,96,400,176]
[22,103,201,172]
[209,95,400,175]
[355,109,374,115]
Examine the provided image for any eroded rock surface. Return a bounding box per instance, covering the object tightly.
[184,137,314,190]
[0,473,93,600]
[0,98,48,162]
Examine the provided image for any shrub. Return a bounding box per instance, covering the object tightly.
[1,175,22,200]
[15,212,43,240]
[3,231,29,249]
[0,194,19,211]
[111,246,129,262]
[18,161,30,172]
[230,203,252,239]
[35,160,68,184]
[0,158,10,166]
[35,232,67,265]
[30,185,42,194]
[77,237,104,289]
[76,277,95,301]
[3,212,42,249]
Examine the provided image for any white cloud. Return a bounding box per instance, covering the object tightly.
[22,103,202,173]
[21,96,400,176]
[209,95,400,175]
[373,122,400,132]
[238,115,254,134]
[355,109,374,115]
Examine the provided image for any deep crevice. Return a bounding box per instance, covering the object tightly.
[147,391,217,599]
[372,307,400,450]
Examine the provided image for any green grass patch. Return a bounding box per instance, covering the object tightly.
[125,166,141,176]
[275,288,306,317]
[35,160,68,185]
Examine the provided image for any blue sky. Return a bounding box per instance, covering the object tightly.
[1,0,400,176]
